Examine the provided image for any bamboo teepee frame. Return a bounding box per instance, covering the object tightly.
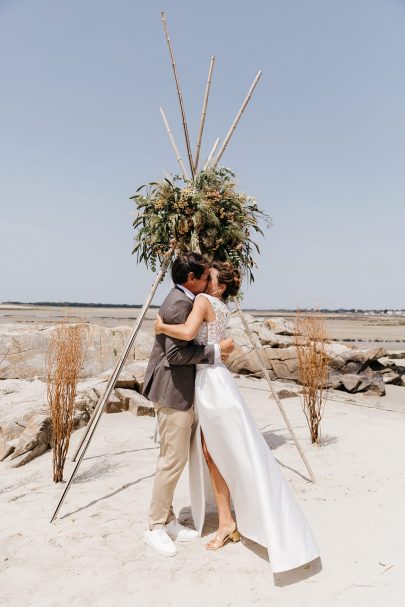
[50,11,314,523]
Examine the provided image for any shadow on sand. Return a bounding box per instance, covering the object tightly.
[179,506,322,585]
[60,473,155,520]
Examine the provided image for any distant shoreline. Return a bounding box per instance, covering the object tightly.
[1,301,404,315]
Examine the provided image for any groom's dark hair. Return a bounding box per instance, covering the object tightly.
[171,252,209,284]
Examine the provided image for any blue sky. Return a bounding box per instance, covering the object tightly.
[1,0,404,308]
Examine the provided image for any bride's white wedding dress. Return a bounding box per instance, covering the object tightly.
[188,293,320,573]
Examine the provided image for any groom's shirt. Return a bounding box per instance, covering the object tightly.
[175,284,221,362]
[175,284,195,301]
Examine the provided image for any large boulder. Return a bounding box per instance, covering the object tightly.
[0,378,91,466]
[325,344,387,373]
[0,323,153,381]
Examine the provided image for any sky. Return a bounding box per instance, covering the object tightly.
[1,0,404,309]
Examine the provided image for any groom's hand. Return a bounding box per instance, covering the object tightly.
[219,337,235,361]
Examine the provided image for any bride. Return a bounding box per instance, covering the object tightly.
[154,260,320,573]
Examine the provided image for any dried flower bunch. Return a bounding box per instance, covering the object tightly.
[46,322,88,483]
[131,167,271,281]
[294,312,330,445]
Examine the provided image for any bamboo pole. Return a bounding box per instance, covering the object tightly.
[161,11,195,178]
[232,297,316,483]
[50,254,173,522]
[213,70,262,167]
[70,253,172,463]
[160,107,189,179]
[203,137,220,171]
[193,56,215,173]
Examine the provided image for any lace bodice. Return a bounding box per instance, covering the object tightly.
[194,293,231,345]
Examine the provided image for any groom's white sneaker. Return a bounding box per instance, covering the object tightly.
[144,526,177,557]
[165,519,199,542]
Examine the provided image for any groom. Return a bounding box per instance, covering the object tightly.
[143,252,234,557]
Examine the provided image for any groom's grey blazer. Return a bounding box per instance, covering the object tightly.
[143,287,215,411]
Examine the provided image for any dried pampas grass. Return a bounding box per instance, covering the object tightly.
[294,311,330,445]
[46,322,88,482]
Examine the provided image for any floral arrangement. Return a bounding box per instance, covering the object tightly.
[131,167,271,282]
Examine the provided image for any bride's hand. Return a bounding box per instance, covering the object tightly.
[154,314,164,335]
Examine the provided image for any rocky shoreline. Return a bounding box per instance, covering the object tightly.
[1,315,404,468]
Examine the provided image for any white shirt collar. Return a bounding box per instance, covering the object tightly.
[175,284,195,301]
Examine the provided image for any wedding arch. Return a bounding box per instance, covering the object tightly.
[50,12,315,523]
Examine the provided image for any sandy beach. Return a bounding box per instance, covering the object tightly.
[1,305,404,605]
[1,373,404,606]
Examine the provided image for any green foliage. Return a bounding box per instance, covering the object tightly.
[130,167,271,281]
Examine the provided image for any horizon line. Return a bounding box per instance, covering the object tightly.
[1,301,404,313]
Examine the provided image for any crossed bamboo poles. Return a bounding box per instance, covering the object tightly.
[50,12,314,524]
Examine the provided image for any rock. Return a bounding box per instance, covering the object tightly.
[0,438,14,462]
[115,389,155,417]
[99,360,148,391]
[227,317,256,348]
[10,443,50,468]
[325,343,386,372]
[380,359,405,380]
[401,375,405,387]
[0,378,92,466]
[115,388,136,407]
[382,371,401,385]
[227,343,300,380]
[341,361,363,374]
[266,347,299,380]
[227,346,260,375]
[9,414,52,467]
[0,325,50,380]
[92,382,127,413]
[328,372,342,390]
[386,351,405,360]
[228,315,292,349]
[0,323,153,380]
[276,389,298,399]
[256,325,291,348]
[74,388,99,415]
[362,379,386,397]
[340,374,362,393]
[0,378,49,459]
[266,317,296,336]
[226,337,386,395]
[355,368,386,396]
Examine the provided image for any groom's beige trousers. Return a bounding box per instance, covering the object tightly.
[148,403,195,529]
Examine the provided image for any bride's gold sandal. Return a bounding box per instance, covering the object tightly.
[205,525,241,551]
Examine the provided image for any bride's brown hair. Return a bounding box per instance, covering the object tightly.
[211,260,241,300]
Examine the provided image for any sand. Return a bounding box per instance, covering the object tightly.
[1,377,404,607]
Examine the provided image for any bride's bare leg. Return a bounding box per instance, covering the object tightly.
[200,429,239,549]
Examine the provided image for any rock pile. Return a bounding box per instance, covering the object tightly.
[226,315,393,397]
[1,317,403,467]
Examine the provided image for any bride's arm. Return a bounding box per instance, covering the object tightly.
[154,295,208,341]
